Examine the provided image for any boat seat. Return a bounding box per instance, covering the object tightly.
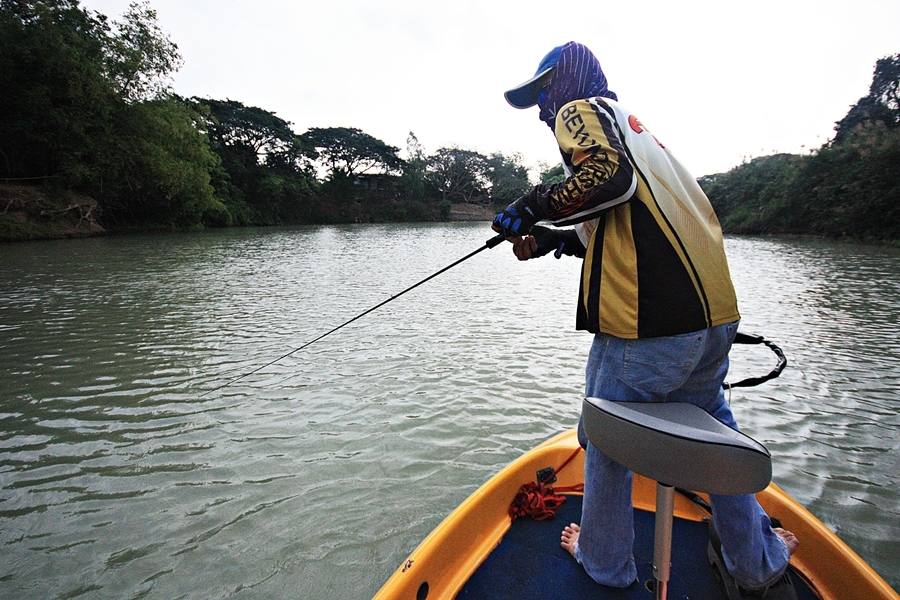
[581,398,772,495]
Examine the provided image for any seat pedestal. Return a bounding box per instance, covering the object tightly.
[652,484,674,600]
[581,397,773,600]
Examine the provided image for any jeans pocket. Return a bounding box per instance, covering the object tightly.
[619,331,705,395]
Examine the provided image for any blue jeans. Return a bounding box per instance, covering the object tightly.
[574,323,790,589]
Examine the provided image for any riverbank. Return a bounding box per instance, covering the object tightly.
[0,184,500,242]
[0,185,105,241]
[3,184,895,246]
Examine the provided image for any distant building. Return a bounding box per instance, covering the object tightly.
[352,174,402,199]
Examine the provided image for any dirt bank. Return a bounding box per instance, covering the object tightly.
[448,203,494,221]
[0,185,105,241]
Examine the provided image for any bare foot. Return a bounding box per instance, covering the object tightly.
[560,522,580,557]
[773,527,799,555]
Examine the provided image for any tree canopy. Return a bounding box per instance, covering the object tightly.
[0,0,116,180]
[104,1,181,103]
[197,99,312,164]
[834,53,899,143]
[400,131,428,201]
[300,127,402,179]
[426,147,490,203]
[539,163,566,185]
[0,0,222,226]
[191,98,317,224]
[702,52,900,241]
[486,152,531,204]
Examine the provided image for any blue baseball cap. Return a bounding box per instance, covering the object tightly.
[504,44,565,109]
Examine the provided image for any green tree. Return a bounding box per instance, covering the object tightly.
[788,123,900,239]
[699,154,802,233]
[0,0,223,228]
[539,162,566,185]
[425,147,489,203]
[194,98,316,224]
[486,152,531,204]
[300,127,402,179]
[98,97,222,226]
[198,99,312,166]
[104,1,181,103]
[0,0,116,180]
[399,131,428,201]
[868,54,899,116]
[834,53,899,143]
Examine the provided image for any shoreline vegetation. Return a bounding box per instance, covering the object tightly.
[0,183,497,242]
[1,2,897,244]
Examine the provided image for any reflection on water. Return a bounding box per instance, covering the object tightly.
[0,225,897,597]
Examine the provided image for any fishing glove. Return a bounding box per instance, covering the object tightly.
[530,226,586,259]
[492,185,551,237]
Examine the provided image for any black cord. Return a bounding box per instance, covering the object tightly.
[724,333,788,390]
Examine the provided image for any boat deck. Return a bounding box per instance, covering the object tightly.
[458,495,818,599]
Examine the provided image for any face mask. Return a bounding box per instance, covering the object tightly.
[536,42,618,129]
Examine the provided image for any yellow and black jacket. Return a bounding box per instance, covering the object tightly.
[544,97,739,339]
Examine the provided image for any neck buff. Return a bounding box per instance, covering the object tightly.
[538,41,618,129]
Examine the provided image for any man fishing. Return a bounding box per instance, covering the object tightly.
[492,41,799,598]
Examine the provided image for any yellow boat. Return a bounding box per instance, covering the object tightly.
[375,417,897,600]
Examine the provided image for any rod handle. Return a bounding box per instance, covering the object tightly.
[485,233,506,249]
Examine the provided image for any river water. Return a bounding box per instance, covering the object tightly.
[0,223,897,598]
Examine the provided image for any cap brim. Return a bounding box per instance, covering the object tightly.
[504,67,554,109]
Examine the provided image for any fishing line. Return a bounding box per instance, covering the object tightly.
[200,233,507,397]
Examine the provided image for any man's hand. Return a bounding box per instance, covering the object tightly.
[500,226,586,261]
[491,204,535,238]
[511,235,539,261]
[491,185,550,237]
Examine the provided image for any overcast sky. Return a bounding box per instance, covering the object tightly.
[83,0,899,178]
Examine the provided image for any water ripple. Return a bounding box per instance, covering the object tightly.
[0,226,897,597]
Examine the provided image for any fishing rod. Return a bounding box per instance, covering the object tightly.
[200,233,507,397]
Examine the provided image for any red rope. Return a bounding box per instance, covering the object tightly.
[508,447,584,522]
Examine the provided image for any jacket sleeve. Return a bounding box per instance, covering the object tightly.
[543,99,637,226]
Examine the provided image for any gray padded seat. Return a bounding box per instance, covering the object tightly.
[581,398,772,495]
